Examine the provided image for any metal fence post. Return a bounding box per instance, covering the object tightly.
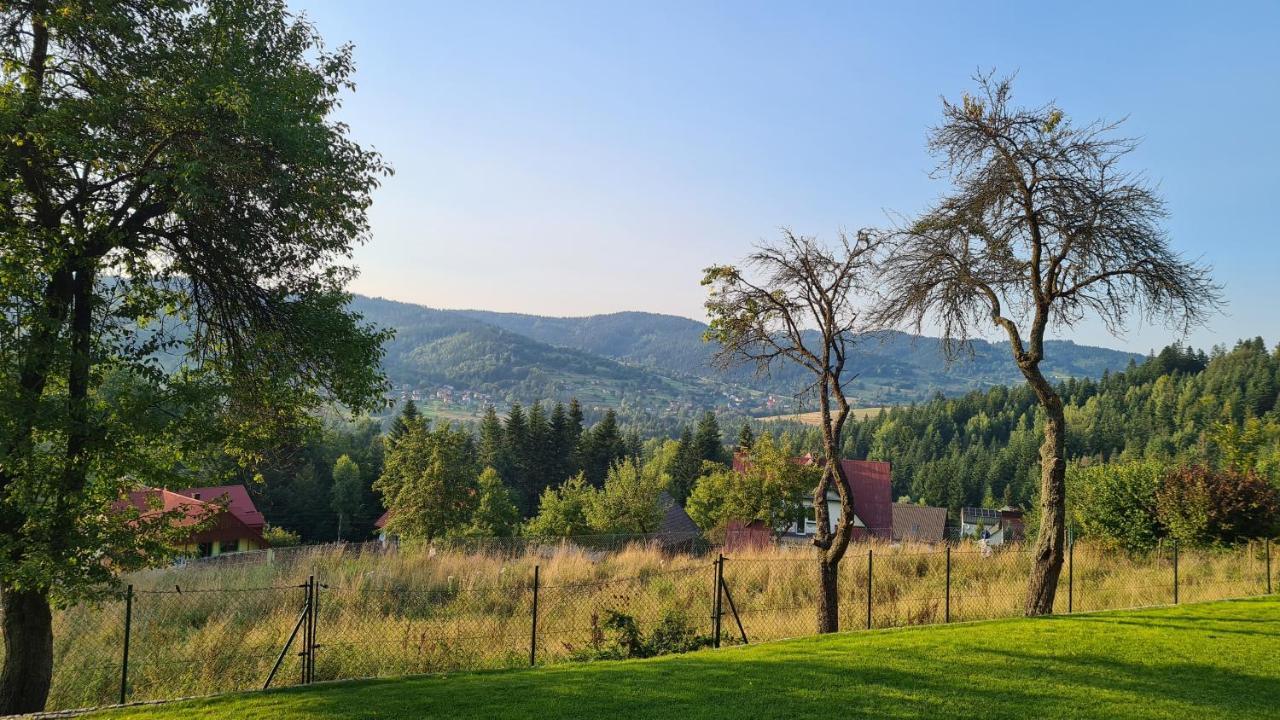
[866,549,873,630]
[713,554,724,648]
[1067,537,1074,614]
[529,565,540,666]
[301,576,314,684]
[944,545,951,624]
[1172,541,1179,605]
[1266,538,1272,595]
[311,577,321,683]
[119,584,133,705]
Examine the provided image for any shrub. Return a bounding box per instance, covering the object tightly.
[1156,465,1280,545]
[261,524,301,547]
[575,610,712,661]
[1068,461,1164,551]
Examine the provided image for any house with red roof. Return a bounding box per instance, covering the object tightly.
[732,451,893,541]
[122,484,268,557]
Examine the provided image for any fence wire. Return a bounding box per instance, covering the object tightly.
[21,537,1280,713]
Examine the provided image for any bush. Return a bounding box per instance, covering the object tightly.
[574,610,712,661]
[1068,461,1164,551]
[261,524,301,547]
[1156,465,1280,545]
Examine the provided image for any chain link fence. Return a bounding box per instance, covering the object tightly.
[19,537,1279,713]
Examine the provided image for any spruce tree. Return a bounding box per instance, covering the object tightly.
[737,423,756,452]
[477,406,510,480]
[388,399,421,441]
[503,403,531,513]
[581,409,626,486]
[525,403,554,512]
[694,411,727,466]
[669,427,702,503]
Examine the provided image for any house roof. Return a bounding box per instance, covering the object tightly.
[172,485,265,530]
[657,492,700,538]
[732,451,894,537]
[122,488,267,546]
[374,509,390,529]
[891,504,948,543]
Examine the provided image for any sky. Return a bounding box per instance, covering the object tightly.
[292,0,1279,353]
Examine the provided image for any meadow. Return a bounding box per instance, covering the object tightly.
[84,597,1280,720]
[38,536,1276,712]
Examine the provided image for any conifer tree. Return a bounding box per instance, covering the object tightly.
[388,399,422,442]
[694,411,727,466]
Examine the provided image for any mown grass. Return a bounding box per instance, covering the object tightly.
[35,538,1276,711]
[84,596,1280,720]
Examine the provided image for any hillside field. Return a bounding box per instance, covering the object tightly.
[32,539,1273,712]
[86,596,1280,720]
[759,407,890,425]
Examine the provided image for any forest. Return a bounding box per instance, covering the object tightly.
[251,337,1280,550]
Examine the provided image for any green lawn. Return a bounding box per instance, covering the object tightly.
[86,596,1280,720]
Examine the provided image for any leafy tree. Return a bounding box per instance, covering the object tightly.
[331,455,364,541]
[526,473,595,537]
[703,230,878,633]
[687,433,813,534]
[1068,461,1164,551]
[1156,466,1280,546]
[374,423,479,541]
[0,1,388,711]
[875,74,1219,615]
[585,458,668,534]
[460,467,521,538]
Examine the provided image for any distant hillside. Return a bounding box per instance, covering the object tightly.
[352,296,1143,420]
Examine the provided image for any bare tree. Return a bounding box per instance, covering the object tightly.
[875,74,1221,615]
[702,230,879,633]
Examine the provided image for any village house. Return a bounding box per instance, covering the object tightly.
[731,452,894,541]
[124,484,268,557]
[891,503,949,544]
[959,506,1026,545]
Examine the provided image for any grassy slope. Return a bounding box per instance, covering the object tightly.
[89,597,1280,720]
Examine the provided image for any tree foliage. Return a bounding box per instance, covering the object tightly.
[874,72,1220,615]
[703,229,879,633]
[374,422,479,541]
[686,433,814,534]
[0,1,389,711]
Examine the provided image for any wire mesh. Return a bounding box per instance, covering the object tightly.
[20,535,1280,713]
[125,584,308,703]
[314,579,535,681]
[534,565,715,662]
[45,595,125,711]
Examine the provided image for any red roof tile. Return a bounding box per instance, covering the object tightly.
[172,485,265,530]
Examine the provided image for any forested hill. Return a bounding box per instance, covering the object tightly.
[833,339,1280,517]
[351,295,1142,420]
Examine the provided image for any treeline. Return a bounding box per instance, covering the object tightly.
[250,337,1280,547]
[373,401,737,539]
[767,338,1280,527]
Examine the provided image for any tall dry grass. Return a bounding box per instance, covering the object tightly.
[32,537,1277,711]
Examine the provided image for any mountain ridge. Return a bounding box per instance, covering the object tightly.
[351,294,1143,424]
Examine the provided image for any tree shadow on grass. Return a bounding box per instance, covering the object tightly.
[279,633,1279,720]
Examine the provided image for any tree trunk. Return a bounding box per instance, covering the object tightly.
[0,586,54,715]
[1024,383,1067,616]
[816,558,839,633]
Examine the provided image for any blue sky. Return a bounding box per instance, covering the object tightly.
[294,0,1278,353]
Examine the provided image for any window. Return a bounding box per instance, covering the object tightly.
[197,542,213,558]
[219,539,240,554]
